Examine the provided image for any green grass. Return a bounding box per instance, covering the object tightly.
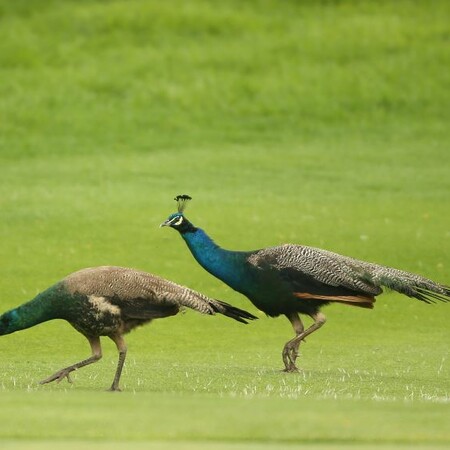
[0,0,449,448]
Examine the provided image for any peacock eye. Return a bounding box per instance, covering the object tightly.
[173,216,184,226]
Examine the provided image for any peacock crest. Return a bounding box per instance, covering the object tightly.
[174,194,192,214]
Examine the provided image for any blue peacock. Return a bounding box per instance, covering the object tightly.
[162,195,450,372]
[0,266,256,390]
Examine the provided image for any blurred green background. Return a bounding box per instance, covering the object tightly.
[0,0,449,448]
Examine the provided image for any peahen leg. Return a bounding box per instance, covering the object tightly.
[282,312,326,372]
[40,336,102,385]
[107,334,127,392]
[282,312,304,372]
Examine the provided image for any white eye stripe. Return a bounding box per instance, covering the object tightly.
[173,216,184,226]
[168,216,184,226]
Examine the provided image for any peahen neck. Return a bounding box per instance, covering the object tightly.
[180,228,250,292]
[3,284,64,334]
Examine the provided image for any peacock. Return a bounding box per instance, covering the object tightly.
[0,265,257,390]
[161,195,450,372]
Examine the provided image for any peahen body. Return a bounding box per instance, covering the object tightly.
[0,265,256,390]
[162,195,450,372]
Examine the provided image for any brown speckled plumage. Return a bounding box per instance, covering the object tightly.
[64,266,239,315]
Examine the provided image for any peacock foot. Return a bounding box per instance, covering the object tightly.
[282,343,301,373]
[39,368,74,385]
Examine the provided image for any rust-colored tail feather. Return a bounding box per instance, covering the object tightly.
[294,292,376,309]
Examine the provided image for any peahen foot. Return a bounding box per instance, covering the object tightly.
[39,368,74,385]
[107,385,122,392]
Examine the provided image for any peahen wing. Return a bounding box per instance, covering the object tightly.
[64,266,256,322]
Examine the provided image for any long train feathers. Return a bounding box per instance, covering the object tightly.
[249,244,449,304]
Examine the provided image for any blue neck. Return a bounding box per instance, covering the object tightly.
[180,228,249,292]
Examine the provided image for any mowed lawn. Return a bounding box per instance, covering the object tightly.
[0,0,449,448]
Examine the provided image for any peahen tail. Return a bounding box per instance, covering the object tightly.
[210,300,258,324]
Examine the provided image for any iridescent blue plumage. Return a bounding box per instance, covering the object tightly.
[162,195,450,372]
[181,228,251,293]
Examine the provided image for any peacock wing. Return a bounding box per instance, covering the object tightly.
[248,244,382,297]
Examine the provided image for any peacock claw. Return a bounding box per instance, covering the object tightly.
[282,340,301,370]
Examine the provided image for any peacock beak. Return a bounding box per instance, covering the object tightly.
[160,220,170,227]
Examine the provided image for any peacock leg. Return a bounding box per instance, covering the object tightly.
[282,312,326,372]
[107,334,127,392]
[40,336,102,385]
[282,312,304,372]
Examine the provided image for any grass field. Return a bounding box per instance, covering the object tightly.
[0,0,449,448]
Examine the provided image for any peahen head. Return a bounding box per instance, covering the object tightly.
[0,310,18,336]
[160,194,197,234]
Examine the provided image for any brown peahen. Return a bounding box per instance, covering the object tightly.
[0,266,257,390]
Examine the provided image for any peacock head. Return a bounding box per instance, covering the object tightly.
[160,194,197,233]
